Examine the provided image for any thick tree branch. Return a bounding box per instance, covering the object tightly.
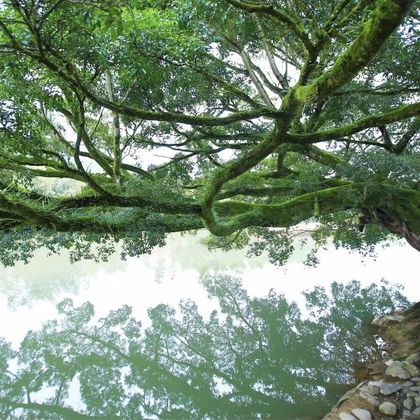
[296,0,415,101]
[287,103,420,144]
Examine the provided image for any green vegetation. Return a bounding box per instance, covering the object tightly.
[0,0,419,265]
[0,277,409,419]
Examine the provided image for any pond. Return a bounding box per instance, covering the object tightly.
[0,235,418,419]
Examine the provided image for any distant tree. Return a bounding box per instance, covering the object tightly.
[0,277,409,419]
[0,0,419,265]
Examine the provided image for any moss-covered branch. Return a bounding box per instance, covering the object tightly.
[296,0,415,101]
[0,0,418,256]
[287,102,420,144]
[213,183,420,238]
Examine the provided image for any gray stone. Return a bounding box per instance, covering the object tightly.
[379,401,397,416]
[404,397,414,410]
[403,362,420,377]
[368,380,383,387]
[411,377,420,382]
[339,413,357,420]
[359,390,380,407]
[351,408,372,420]
[410,386,420,392]
[360,384,380,396]
[415,395,420,407]
[406,353,420,364]
[403,409,411,418]
[386,360,411,379]
[403,381,415,388]
[407,391,418,397]
[413,407,420,416]
[380,382,402,395]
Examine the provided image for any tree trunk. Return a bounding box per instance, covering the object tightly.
[372,206,420,251]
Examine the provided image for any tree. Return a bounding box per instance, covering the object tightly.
[0,0,419,265]
[0,277,409,419]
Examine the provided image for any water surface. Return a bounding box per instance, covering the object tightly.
[0,235,418,419]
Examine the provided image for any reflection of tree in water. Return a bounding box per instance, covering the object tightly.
[0,232,264,308]
[144,232,268,280]
[0,277,408,419]
[0,249,125,308]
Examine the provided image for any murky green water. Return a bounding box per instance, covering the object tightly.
[0,235,418,419]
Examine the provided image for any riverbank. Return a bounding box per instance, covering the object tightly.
[324,302,420,419]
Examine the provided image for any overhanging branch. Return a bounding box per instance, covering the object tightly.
[296,0,415,101]
[287,102,420,144]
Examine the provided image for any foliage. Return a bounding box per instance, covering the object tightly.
[0,276,409,419]
[0,0,419,265]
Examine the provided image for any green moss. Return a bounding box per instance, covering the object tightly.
[295,85,317,103]
[306,0,414,100]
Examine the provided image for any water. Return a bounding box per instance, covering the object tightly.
[0,235,418,419]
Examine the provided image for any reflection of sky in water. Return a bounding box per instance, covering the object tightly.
[0,233,418,349]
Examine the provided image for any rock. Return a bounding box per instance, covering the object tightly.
[372,314,405,327]
[379,401,397,416]
[415,395,420,407]
[410,386,420,392]
[407,391,418,397]
[351,408,372,420]
[368,380,383,387]
[359,390,380,407]
[403,362,420,377]
[411,377,420,382]
[360,384,380,396]
[339,413,357,420]
[380,382,402,395]
[386,360,411,379]
[404,397,414,410]
[406,353,420,364]
[413,407,420,416]
[402,410,411,419]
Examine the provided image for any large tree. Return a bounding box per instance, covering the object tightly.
[0,0,419,265]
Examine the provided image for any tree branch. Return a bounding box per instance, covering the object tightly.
[223,0,315,54]
[287,103,420,144]
[296,0,415,102]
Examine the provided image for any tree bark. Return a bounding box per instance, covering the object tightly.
[372,206,420,251]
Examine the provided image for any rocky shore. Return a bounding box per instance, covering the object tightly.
[324,302,420,419]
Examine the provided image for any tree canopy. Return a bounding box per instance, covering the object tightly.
[0,277,409,419]
[0,0,419,265]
